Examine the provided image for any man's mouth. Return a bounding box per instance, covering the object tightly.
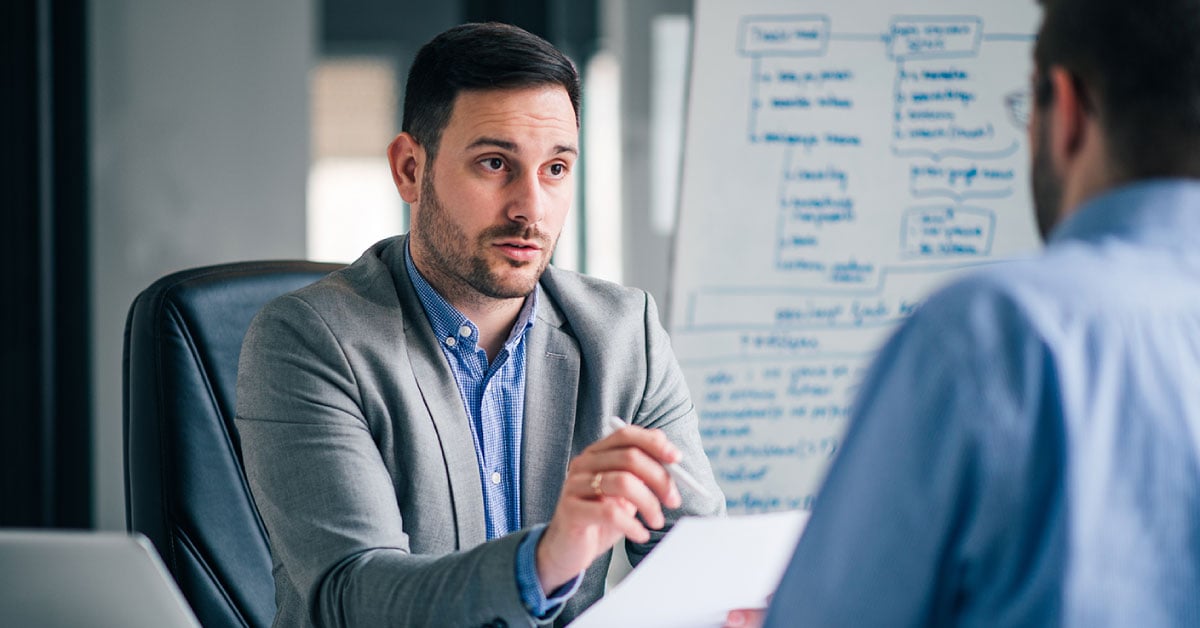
[494,240,543,261]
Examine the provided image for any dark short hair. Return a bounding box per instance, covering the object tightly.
[1035,0,1200,178]
[401,22,582,159]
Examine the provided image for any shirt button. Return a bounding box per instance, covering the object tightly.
[490,471,502,485]
[459,325,472,338]
[444,336,457,347]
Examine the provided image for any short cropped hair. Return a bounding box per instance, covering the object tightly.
[1035,0,1200,178]
[401,22,581,159]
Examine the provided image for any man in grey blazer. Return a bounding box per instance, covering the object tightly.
[235,22,724,627]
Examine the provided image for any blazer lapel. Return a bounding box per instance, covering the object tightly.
[387,238,487,548]
[521,290,581,527]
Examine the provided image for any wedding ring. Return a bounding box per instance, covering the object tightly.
[590,472,605,497]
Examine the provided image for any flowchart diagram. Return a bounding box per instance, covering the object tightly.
[671,3,1040,513]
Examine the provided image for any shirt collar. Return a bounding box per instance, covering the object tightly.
[1049,178,1200,252]
[404,240,539,351]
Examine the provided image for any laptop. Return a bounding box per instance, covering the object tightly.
[0,530,201,628]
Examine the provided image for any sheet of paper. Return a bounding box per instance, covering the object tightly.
[570,511,809,628]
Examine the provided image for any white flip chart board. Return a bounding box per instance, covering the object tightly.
[669,0,1042,513]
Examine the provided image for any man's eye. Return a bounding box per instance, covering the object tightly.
[548,163,565,176]
[483,157,504,170]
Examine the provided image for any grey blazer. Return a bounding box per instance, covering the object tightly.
[235,236,724,628]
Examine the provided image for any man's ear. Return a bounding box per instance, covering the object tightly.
[387,132,425,204]
[1045,66,1090,172]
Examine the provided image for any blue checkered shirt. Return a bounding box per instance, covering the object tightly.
[405,246,578,616]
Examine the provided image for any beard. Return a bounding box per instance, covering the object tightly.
[411,167,556,301]
[1030,117,1064,242]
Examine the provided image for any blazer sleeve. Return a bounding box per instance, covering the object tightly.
[624,292,727,566]
[235,293,543,627]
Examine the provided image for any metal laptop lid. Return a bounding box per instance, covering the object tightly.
[0,530,201,628]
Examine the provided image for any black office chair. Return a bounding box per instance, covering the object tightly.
[123,260,341,628]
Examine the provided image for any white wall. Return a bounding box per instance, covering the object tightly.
[90,1,314,529]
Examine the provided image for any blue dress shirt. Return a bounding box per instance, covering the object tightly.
[766,180,1200,626]
[405,246,579,617]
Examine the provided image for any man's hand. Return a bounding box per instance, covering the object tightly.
[724,608,766,627]
[535,422,683,591]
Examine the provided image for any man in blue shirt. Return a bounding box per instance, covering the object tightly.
[236,23,724,627]
[765,0,1200,625]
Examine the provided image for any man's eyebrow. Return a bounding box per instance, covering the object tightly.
[466,137,517,152]
[465,137,579,157]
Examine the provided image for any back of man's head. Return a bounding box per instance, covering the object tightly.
[401,22,581,161]
[1035,0,1200,179]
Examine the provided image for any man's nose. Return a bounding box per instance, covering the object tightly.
[506,170,546,225]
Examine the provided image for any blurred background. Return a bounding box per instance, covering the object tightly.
[4,0,698,531]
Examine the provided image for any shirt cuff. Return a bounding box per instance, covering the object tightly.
[516,524,583,618]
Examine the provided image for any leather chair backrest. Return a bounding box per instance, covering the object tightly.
[124,261,341,628]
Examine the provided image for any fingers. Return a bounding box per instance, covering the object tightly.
[591,422,681,465]
[568,493,651,543]
[572,469,666,530]
[571,446,681,510]
[575,422,683,508]
[724,609,767,628]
